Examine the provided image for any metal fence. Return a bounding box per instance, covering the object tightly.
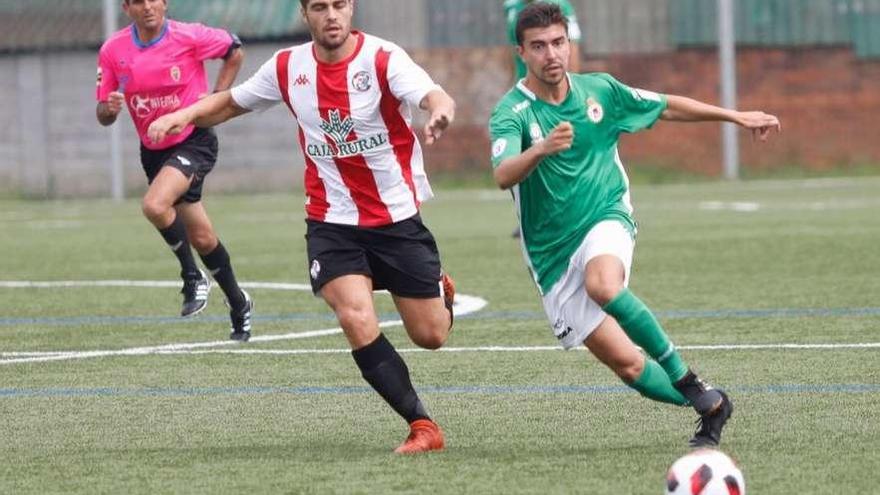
[2,0,879,57]
[672,0,880,57]
[1,0,879,198]
[0,0,306,53]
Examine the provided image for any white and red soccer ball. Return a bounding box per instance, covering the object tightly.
[665,449,745,495]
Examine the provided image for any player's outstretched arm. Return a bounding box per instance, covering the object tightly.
[662,95,782,141]
[420,89,456,145]
[147,90,249,144]
[494,121,573,190]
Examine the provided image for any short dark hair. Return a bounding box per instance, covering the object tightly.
[515,2,569,46]
[300,0,350,8]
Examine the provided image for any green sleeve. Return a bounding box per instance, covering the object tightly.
[597,73,667,134]
[489,105,524,168]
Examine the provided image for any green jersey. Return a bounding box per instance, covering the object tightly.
[489,73,667,294]
[505,0,582,79]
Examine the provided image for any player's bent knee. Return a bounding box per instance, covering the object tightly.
[407,315,450,350]
[188,229,217,253]
[336,306,377,334]
[612,357,644,382]
[411,330,447,350]
[587,281,623,307]
[141,198,158,219]
[141,197,170,223]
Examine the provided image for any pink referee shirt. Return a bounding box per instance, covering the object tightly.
[97,20,235,150]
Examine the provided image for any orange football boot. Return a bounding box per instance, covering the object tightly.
[394,419,445,454]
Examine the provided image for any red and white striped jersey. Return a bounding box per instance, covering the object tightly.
[231,32,441,227]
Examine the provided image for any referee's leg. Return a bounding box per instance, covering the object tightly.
[142,166,202,282]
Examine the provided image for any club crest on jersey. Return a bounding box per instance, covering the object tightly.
[586,97,604,123]
[170,66,181,83]
[529,123,544,143]
[351,71,372,92]
[309,109,389,159]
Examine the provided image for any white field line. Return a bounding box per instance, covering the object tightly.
[0,279,488,366]
[2,280,878,365]
[3,342,879,364]
[699,201,761,212]
[149,342,880,356]
[435,179,880,203]
[697,199,880,212]
[0,280,313,290]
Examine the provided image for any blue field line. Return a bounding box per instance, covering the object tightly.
[3,307,880,328]
[1,383,878,399]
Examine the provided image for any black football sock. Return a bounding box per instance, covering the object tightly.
[158,214,199,280]
[352,333,430,424]
[199,241,246,310]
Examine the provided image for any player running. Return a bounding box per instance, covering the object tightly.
[148,0,456,454]
[95,0,253,340]
[490,2,780,447]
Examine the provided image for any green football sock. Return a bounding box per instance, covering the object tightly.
[603,288,689,382]
[627,358,688,406]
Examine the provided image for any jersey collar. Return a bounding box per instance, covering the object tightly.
[515,73,573,102]
[131,19,169,49]
[312,30,365,67]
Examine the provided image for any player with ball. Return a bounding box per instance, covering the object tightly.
[490,2,780,446]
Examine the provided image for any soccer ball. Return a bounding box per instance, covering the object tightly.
[665,449,745,495]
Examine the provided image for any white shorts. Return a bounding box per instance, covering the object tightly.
[541,220,634,349]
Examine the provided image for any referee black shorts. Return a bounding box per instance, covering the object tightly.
[140,127,218,204]
[305,214,444,298]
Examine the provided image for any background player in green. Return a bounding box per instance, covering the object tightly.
[489,2,781,446]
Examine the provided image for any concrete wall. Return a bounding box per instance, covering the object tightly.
[2,41,880,198]
[416,45,880,176]
[0,44,303,198]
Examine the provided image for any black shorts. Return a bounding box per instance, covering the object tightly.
[305,214,443,298]
[140,127,218,204]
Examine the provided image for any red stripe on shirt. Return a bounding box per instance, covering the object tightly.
[299,127,329,220]
[375,48,418,207]
[277,49,329,220]
[315,45,392,227]
[276,49,295,116]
